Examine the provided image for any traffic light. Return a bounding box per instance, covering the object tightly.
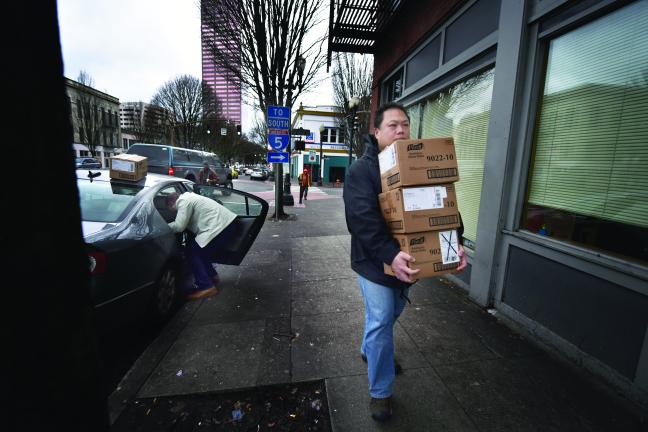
[352,115,359,131]
[294,140,305,151]
[236,124,241,135]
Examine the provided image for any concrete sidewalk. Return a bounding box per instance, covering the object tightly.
[109,191,645,431]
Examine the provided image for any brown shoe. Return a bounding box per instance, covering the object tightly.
[369,396,392,422]
[187,286,218,300]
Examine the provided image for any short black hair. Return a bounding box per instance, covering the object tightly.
[374,103,410,129]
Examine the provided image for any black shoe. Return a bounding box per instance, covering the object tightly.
[369,396,392,422]
[361,354,403,375]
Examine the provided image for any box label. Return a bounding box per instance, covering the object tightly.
[378,145,396,174]
[112,159,135,172]
[439,230,460,264]
[402,186,447,211]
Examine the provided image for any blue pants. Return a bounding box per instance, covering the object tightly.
[187,222,237,291]
[358,275,409,398]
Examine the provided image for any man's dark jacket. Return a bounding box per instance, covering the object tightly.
[343,135,411,290]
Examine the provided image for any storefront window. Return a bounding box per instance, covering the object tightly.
[523,2,648,265]
[420,68,495,248]
[407,104,420,139]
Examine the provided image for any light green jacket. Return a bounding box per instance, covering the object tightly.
[168,192,237,248]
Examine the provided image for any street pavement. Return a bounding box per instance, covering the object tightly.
[109,186,646,431]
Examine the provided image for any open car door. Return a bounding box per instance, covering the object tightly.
[193,184,268,265]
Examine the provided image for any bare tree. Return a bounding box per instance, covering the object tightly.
[75,71,104,157]
[204,118,240,163]
[248,116,268,149]
[332,52,373,158]
[201,0,327,217]
[201,0,326,111]
[151,75,204,148]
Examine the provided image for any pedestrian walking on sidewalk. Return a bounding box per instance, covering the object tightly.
[343,103,467,422]
[166,191,238,300]
[298,168,311,204]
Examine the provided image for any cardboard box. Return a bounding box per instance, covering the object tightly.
[109,154,148,181]
[384,229,460,278]
[379,138,459,191]
[379,184,461,233]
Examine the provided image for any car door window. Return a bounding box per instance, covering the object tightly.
[188,151,204,164]
[194,185,263,216]
[174,149,191,163]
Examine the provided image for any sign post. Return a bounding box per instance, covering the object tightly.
[267,105,291,218]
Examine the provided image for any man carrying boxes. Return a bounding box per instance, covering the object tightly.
[343,103,467,423]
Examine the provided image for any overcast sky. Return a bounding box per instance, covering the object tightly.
[57,0,334,131]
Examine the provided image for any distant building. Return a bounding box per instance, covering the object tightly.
[119,101,170,146]
[65,77,122,167]
[289,104,351,184]
[201,4,241,126]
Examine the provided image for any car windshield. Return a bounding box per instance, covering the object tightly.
[77,179,145,222]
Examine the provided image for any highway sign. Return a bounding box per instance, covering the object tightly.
[267,105,290,130]
[268,134,289,151]
[268,152,289,163]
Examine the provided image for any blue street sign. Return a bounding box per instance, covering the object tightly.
[268,134,289,151]
[268,152,289,163]
[267,105,290,130]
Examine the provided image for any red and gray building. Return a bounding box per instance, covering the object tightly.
[329,0,648,409]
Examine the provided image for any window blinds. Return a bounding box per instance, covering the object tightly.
[419,69,495,245]
[528,1,648,228]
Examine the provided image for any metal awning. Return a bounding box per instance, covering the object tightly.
[328,0,402,68]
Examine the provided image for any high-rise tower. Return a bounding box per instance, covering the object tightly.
[201,3,241,125]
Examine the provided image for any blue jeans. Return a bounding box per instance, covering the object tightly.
[358,275,409,398]
[187,222,237,291]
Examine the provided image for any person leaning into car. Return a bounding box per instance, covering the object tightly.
[166,191,237,300]
[198,162,219,185]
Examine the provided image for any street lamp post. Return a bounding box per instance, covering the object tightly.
[318,125,325,186]
[347,96,360,169]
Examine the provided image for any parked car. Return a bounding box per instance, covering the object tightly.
[77,168,268,331]
[76,156,102,169]
[125,143,233,189]
[244,167,254,176]
[250,168,268,181]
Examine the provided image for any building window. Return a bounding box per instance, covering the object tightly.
[419,68,495,248]
[407,104,421,139]
[382,68,403,103]
[523,2,648,265]
[329,128,337,143]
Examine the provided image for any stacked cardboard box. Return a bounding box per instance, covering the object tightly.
[109,154,148,181]
[378,138,461,278]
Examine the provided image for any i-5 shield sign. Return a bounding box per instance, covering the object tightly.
[268,134,289,151]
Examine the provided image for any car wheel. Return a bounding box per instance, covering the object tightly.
[151,265,178,322]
